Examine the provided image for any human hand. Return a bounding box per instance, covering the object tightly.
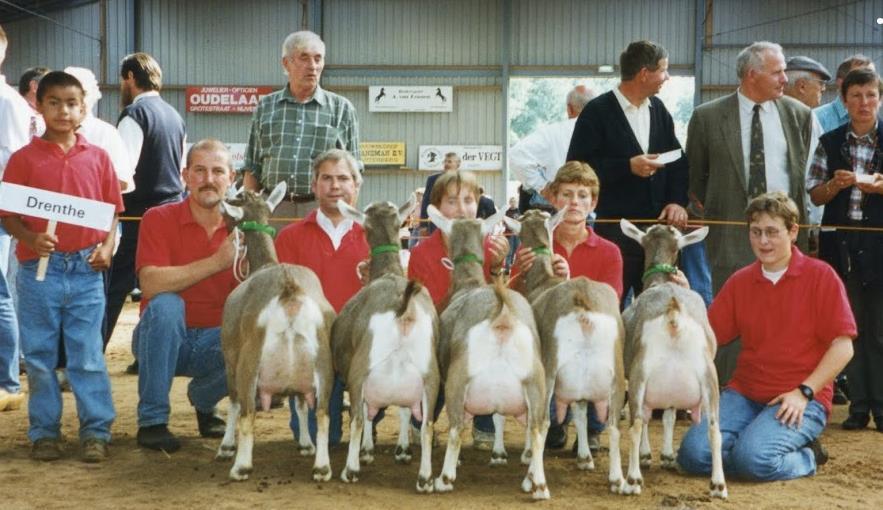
[30,232,59,257]
[659,203,689,229]
[356,260,370,286]
[514,246,535,274]
[630,154,664,178]
[551,254,570,279]
[487,234,509,273]
[768,388,809,428]
[856,173,883,195]
[87,243,114,271]
[831,169,856,190]
[214,231,238,270]
[668,269,690,288]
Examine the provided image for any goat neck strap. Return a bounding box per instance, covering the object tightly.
[532,246,552,256]
[237,221,277,238]
[371,244,400,256]
[642,263,678,280]
[453,253,484,266]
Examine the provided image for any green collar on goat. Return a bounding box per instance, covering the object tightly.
[642,263,678,281]
[238,221,277,238]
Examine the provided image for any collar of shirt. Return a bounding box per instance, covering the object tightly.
[132,90,160,103]
[31,133,90,157]
[554,226,601,253]
[737,89,774,115]
[751,246,808,283]
[279,84,327,106]
[846,121,879,145]
[612,86,651,112]
[314,208,354,250]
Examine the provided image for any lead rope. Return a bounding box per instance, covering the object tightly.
[232,228,249,283]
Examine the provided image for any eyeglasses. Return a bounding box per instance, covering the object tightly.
[749,227,784,239]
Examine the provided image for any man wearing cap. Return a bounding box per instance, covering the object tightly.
[815,55,876,134]
[784,56,831,109]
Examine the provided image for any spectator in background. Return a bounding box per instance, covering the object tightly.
[418,151,461,237]
[406,186,424,249]
[784,56,831,109]
[815,54,876,134]
[17,66,49,136]
[504,196,520,271]
[476,186,496,219]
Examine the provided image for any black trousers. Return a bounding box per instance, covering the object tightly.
[594,222,644,310]
[845,272,883,417]
[103,220,140,350]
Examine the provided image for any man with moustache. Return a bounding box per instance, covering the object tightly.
[133,139,235,453]
[106,52,186,361]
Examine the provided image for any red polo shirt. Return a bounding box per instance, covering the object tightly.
[407,229,495,307]
[136,198,238,328]
[510,227,624,299]
[709,248,857,414]
[274,210,369,313]
[0,135,123,261]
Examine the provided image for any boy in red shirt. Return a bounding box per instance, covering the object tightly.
[0,71,122,462]
[677,192,856,480]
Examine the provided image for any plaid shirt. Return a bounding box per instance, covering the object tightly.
[244,85,361,194]
[807,125,878,221]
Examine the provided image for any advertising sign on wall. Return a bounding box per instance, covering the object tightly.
[418,145,502,171]
[369,86,453,112]
[186,86,275,113]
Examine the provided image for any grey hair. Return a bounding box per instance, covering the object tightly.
[736,41,783,80]
[566,85,594,112]
[783,69,816,94]
[311,149,363,187]
[281,30,325,59]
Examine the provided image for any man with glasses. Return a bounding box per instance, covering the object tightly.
[784,56,831,109]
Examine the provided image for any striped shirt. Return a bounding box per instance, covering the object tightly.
[244,85,361,194]
[807,125,878,221]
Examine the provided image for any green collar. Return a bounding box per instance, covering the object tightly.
[371,244,400,256]
[532,246,552,256]
[453,253,484,266]
[642,263,678,281]
[238,221,277,238]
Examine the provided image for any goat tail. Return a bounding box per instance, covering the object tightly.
[573,290,592,311]
[489,278,517,337]
[278,269,303,317]
[396,280,423,318]
[665,296,680,336]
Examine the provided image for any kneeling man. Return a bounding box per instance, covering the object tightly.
[134,139,237,452]
[677,192,855,480]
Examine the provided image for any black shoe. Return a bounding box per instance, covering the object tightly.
[842,413,870,430]
[125,360,139,375]
[545,423,568,449]
[130,288,142,303]
[874,415,883,433]
[832,386,849,405]
[197,410,226,438]
[808,438,828,466]
[137,425,181,453]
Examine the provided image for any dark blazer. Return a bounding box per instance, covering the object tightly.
[566,90,688,220]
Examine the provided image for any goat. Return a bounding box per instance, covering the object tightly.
[619,219,726,499]
[427,205,551,500]
[503,209,626,493]
[215,182,336,483]
[332,198,440,492]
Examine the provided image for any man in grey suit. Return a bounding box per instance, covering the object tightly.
[688,42,816,384]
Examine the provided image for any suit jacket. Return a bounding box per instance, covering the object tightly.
[687,92,812,292]
[566,90,689,221]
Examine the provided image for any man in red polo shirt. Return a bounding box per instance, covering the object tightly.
[274,148,367,446]
[134,139,237,453]
[677,192,856,481]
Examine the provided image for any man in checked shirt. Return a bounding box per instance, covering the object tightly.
[242,30,362,224]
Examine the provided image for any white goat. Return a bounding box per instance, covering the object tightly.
[215,183,336,483]
[333,199,440,492]
[427,205,551,500]
[619,219,727,499]
[504,209,627,492]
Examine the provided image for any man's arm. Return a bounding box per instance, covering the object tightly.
[117,116,144,166]
[566,109,633,188]
[1,216,57,256]
[0,99,32,175]
[139,232,235,299]
[686,109,709,213]
[241,106,263,191]
[339,101,362,166]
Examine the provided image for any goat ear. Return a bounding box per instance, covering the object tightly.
[546,207,567,234]
[502,215,521,235]
[220,200,244,221]
[266,181,288,212]
[427,205,452,235]
[337,199,366,225]
[397,194,417,224]
[620,218,645,244]
[677,226,709,249]
[481,208,505,236]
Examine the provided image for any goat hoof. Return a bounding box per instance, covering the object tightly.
[340,467,360,483]
[639,453,652,469]
[710,481,728,499]
[416,475,434,494]
[298,444,316,456]
[576,454,595,471]
[623,476,643,495]
[229,465,252,481]
[532,485,551,500]
[394,445,413,464]
[359,448,375,464]
[489,449,508,466]
[312,465,332,482]
[433,475,454,492]
[609,478,625,494]
[520,449,532,465]
[215,444,236,460]
[661,454,677,470]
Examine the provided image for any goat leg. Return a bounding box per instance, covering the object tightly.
[661,408,677,469]
[416,391,434,493]
[395,407,413,464]
[216,399,239,460]
[704,363,727,499]
[520,384,550,500]
[294,395,316,456]
[341,386,364,483]
[623,382,646,495]
[572,401,595,470]
[490,413,508,466]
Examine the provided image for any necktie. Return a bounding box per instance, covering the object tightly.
[748,104,766,197]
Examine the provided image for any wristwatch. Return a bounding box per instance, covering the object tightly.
[798,384,814,401]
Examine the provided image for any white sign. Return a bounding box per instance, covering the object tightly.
[185,142,247,170]
[369,86,453,112]
[0,183,116,231]
[418,145,503,171]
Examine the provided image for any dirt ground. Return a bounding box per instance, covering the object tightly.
[1,302,882,510]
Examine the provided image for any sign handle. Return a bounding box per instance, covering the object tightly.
[35,220,57,282]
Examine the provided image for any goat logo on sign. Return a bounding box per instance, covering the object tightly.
[374,87,386,103]
[435,87,447,102]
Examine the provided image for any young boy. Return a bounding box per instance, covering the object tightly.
[0,71,122,462]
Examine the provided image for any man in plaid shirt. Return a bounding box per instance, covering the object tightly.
[242,30,361,222]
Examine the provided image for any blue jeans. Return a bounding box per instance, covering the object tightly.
[0,225,21,393]
[135,293,227,427]
[677,389,826,481]
[679,240,712,307]
[289,377,344,446]
[17,249,115,442]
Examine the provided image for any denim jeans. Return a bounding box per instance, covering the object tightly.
[0,225,21,393]
[17,248,115,442]
[677,389,826,481]
[135,293,227,427]
[289,377,345,446]
[679,240,713,307]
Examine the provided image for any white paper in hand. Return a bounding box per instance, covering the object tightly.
[856,173,875,184]
[655,148,683,165]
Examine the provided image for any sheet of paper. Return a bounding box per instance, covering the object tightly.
[655,148,683,165]
[856,173,875,184]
